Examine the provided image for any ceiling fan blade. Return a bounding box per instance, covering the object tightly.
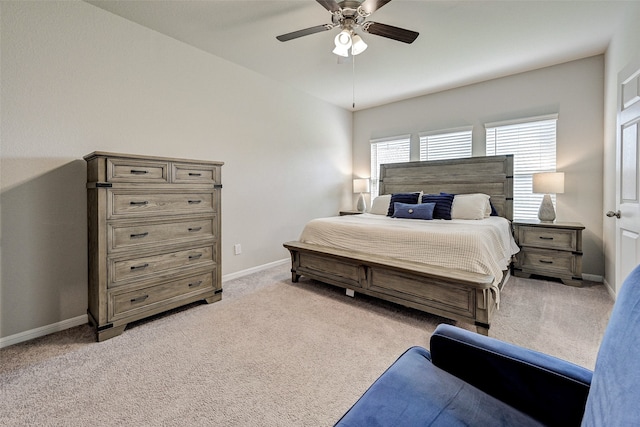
[276,24,333,42]
[359,0,393,15]
[362,22,419,44]
[316,0,341,13]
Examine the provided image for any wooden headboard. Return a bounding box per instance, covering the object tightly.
[378,155,514,220]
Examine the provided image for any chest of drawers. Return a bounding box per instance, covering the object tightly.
[85,152,223,341]
[512,220,584,286]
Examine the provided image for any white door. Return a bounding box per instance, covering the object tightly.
[614,58,640,291]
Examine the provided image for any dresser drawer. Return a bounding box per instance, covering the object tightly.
[109,271,214,321]
[108,190,215,219]
[107,158,169,183]
[109,217,215,252]
[518,226,578,251]
[172,163,221,184]
[517,248,579,277]
[109,245,215,287]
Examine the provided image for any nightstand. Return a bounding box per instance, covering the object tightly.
[340,210,363,216]
[512,220,585,286]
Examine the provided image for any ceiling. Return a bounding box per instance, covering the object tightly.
[86,0,629,111]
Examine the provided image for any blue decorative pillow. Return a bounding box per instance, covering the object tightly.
[490,200,499,216]
[422,193,455,220]
[391,202,436,220]
[387,192,421,216]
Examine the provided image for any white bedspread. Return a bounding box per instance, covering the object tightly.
[299,214,520,287]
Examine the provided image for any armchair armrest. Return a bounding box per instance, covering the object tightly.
[431,324,592,427]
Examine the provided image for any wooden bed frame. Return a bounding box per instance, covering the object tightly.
[283,155,514,335]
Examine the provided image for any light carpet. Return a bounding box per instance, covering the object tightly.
[0,266,613,426]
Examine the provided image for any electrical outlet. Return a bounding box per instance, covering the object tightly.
[234,244,242,255]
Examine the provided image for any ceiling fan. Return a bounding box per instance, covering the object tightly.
[276,0,419,57]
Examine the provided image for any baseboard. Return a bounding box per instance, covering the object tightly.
[222,258,289,282]
[602,277,617,300]
[0,314,88,349]
[1,258,289,349]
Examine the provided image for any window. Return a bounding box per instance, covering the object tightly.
[419,128,472,161]
[486,115,558,220]
[370,135,411,197]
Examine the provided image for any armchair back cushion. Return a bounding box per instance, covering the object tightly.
[581,264,640,426]
[431,326,591,426]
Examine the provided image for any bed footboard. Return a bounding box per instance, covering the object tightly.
[284,241,500,335]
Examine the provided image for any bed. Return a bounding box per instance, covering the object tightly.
[283,155,516,335]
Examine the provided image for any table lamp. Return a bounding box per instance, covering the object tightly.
[353,178,370,213]
[532,172,564,222]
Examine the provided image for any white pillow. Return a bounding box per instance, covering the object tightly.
[369,194,391,215]
[451,193,491,220]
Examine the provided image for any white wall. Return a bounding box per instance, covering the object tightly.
[353,56,605,278]
[603,1,640,294]
[0,1,352,339]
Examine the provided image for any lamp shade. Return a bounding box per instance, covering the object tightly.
[353,178,370,193]
[351,34,368,55]
[333,29,352,57]
[335,29,352,48]
[533,172,564,194]
[332,45,350,57]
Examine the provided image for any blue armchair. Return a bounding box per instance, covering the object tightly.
[335,264,640,426]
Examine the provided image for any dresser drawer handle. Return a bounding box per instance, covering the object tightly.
[188,227,202,232]
[130,295,149,303]
[130,169,148,175]
[188,253,203,260]
[130,201,149,206]
[130,232,149,239]
[539,260,554,264]
[188,280,203,288]
[130,263,149,271]
[188,172,202,177]
[188,200,202,205]
[539,236,554,240]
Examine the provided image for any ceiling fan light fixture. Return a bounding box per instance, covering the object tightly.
[351,34,367,55]
[334,29,352,49]
[332,45,350,57]
[277,0,420,60]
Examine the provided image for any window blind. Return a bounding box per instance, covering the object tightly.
[419,128,472,161]
[486,116,558,220]
[370,135,411,197]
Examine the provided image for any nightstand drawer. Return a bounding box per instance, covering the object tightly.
[517,248,579,277]
[518,226,578,251]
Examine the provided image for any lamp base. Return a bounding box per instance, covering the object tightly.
[538,194,556,222]
[356,193,366,213]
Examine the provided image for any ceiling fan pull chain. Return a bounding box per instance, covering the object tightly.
[352,53,356,109]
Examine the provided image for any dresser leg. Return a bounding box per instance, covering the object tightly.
[475,322,490,336]
[96,324,126,342]
[205,293,222,304]
[561,278,583,287]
